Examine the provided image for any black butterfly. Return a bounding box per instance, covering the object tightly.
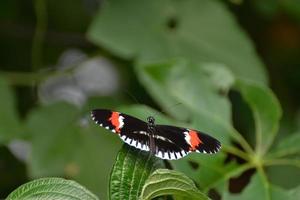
[91,109,221,160]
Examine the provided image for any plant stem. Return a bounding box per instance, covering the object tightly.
[221,145,250,161]
[230,127,255,155]
[32,0,47,71]
[263,158,300,168]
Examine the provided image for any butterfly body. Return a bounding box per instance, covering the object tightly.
[91,109,221,160]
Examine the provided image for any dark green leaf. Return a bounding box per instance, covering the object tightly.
[140,169,210,200]
[6,177,99,200]
[109,144,163,200]
[88,0,267,84]
[235,79,282,155]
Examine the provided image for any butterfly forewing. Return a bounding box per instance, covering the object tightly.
[91,109,151,151]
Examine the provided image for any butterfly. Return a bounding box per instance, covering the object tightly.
[91,109,221,160]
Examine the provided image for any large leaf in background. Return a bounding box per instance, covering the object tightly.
[168,61,233,144]
[136,60,233,144]
[26,103,81,176]
[6,177,99,200]
[235,79,282,155]
[140,169,210,200]
[0,77,21,144]
[87,0,267,84]
[110,145,163,200]
[223,172,300,200]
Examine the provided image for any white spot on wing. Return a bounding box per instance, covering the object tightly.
[118,115,125,130]
[164,152,170,159]
[121,135,126,140]
[175,152,182,159]
[183,130,192,146]
[156,151,163,159]
[136,142,141,149]
[169,152,176,160]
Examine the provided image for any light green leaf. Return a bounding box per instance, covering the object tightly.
[140,169,210,200]
[135,60,190,121]
[109,144,163,200]
[136,60,233,144]
[0,77,22,144]
[168,61,232,144]
[88,0,267,84]
[235,79,282,155]
[6,177,99,200]
[268,132,300,158]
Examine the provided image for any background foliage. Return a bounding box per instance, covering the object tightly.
[1,0,300,199]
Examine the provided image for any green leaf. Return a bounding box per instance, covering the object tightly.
[72,123,121,199]
[26,102,122,199]
[135,60,190,121]
[0,77,21,144]
[235,79,282,155]
[136,60,233,144]
[168,61,232,144]
[109,144,163,200]
[26,102,81,176]
[140,169,210,200]
[268,132,300,158]
[87,0,267,84]
[171,152,242,191]
[6,177,99,200]
[223,172,300,200]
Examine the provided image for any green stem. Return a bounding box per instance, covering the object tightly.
[230,127,255,155]
[32,0,47,70]
[257,165,271,200]
[222,145,250,161]
[263,158,300,169]
[0,69,75,86]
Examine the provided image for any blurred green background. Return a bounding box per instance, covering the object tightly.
[0,0,300,199]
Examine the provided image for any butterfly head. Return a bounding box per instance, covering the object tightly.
[147,116,155,125]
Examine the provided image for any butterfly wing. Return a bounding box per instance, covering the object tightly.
[91,109,221,160]
[91,109,150,151]
[154,125,221,160]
